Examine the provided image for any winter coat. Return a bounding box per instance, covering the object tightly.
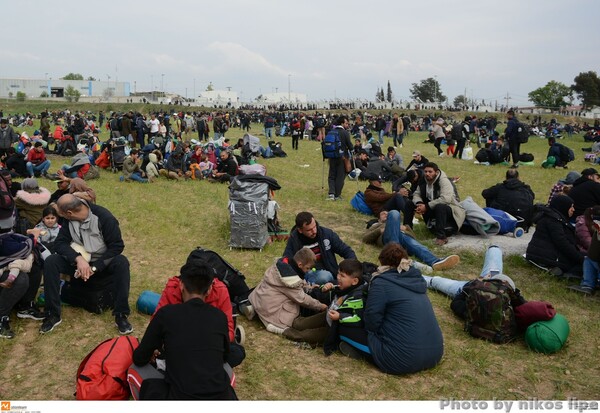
[283,222,356,275]
[526,205,584,271]
[567,176,600,218]
[364,266,444,375]
[122,155,142,180]
[146,153,160,179]
[481,178,535,225]
[575,214,592,254]
[15,187,51,227]
[413,170,466,228]
[0,125,18,149]
[248,259,324,329]
[364,184,394,218]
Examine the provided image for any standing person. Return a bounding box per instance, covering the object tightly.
[131,261,237,400]
[290,118,301,150]
[375,115,386,145]
[263,113,275,139]
[0,118,19,159]
[170,113,182,139]
[432,118,446,157]
[120,112,133,146]
[40,112,51,142]
[326,115,353,201]
[283,211,356,285]
[196,113,209,141]
[391,113,404,147]
[505,110,521,168]
[452,117,470,160]
[39,194,133,335]
[148,113,160,143]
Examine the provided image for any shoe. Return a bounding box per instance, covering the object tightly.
[326,194,335,201]
[40,315,62,334]
[432,255,460,271]
[266,323,285,335]
[17,304,45,321]
[334,196,343,201]
[413,261,433,275]
[567,285,593,295]
[115,313,133,335]
[511,164,519,168]
[339,341,363,360]
[434,238,448,246]
[0,316,15,339]
[239,302,255,321]
[549,267,563,277]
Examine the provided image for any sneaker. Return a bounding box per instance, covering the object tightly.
[567,285,593,295]
[266,323,285,335]
[326,194,335,201]
[0,316,15,339]
[115,313,133,335]
[334,196,343,201]
[17,305,45,321]
[40,315,62,334]
[239,302,255,321]
[339,341,363,360]
[432,255,460,271]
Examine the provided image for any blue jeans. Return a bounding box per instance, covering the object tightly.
[60,164,78,178]
[304,269,334,285]
[378,130,385,144]
[127,172,148,183]
[423,246,503,298]
[26,160,51,177]
[382,210,439,266]
[582,257,600,289]
[265,127,273,138]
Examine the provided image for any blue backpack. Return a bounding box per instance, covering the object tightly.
[350,191,374,215]
[322,128,342,158]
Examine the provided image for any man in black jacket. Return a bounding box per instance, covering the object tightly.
[481,168,535,227]
[566,167,600,219]
[326,115,353,201]
[131,261,237,400]
[39,194,132,335]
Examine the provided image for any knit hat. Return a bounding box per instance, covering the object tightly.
[490,274,516,290]
[549,194,574,218]
[559,171,581,185]
[21,178,40,193]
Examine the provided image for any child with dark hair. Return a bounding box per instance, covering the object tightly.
[32,205,61,252]
[131,261,237,400]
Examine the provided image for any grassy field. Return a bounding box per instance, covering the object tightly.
[1,111,599,401]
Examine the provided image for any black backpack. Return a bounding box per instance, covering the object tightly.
[519,153,534,162]
[451,124,464,141]
[559,144,575,162]
[516,122,530,143]
[475,148,489,163]
[186,246,251,304]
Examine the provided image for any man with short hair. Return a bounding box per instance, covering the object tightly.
[25,142,51,178]
[566,168,600,218]
[39,194,133,335]
[326,115,353,201]
[482,168,535,227]
[210,150,237,183]
[363,172,406,218]
[121,148,148,183]
[131,261,237,400]
[505,110,521,168]
[283,211,356,285]
[406,150,429,171]
[412,162,466,245]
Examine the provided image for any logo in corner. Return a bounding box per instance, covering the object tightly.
[1,401,10,411]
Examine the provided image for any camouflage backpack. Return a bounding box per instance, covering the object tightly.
[462,279,518,344]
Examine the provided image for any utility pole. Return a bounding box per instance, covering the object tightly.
[288,74,291,103]
[161,74,165,97]
[505,92,511,110]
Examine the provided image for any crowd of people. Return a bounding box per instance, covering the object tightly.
[1,107,599,400]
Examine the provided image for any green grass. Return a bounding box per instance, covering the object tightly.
[1,109,599,401]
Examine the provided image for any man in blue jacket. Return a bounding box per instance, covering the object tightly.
[283,211,356,285]
[505,110,520,168]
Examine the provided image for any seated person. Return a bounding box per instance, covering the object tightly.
[547,171,580,206]
[32,205,61,253]
[3,147,28,178]
[569,217,600,295]
[575,206,600,254]
[546,137,572,168]
[15,178,51,231]
[121,149,148,183]
[363,172,406,218]
[341,243,444,374]
[248,249,327,341]
[487,136,510,164]
[363,210,460,273]
[422,245,526,318]
[481,168,535,227]
[56,147,91,180]
[160,150,190,180]
[283,211,356,285]
[25,141,51,178]
[152,265,245,368]
[39,194,132,335]
[406,150,429,171]
[526,195,584,278]
[209,150,237,183]
[131,261,237,400]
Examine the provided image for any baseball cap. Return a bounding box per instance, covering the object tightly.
[581,168,598,177]
[412,150,421,157]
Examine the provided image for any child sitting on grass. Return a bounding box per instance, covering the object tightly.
[33,206,61,252]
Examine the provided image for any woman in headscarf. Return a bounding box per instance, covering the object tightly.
[14,178,51,229]
[526,195,584,278]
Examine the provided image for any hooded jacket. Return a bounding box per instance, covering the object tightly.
[567,176,600,218]
[482,178,535,225]
[248,259,324,329]
[15,187,51,227]
[146,153,160,179]
[364,266,444,375]
[526,204,584,271]
[413,169,466,228]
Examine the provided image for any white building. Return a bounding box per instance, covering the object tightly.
[0,78,130,98]
[259,92,307,104]
[196,90,239,107]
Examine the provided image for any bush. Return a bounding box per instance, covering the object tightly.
[16,91,26,101]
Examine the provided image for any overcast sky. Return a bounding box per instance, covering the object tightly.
[3,0,599,106]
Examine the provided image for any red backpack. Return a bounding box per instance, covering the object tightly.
[76,336,139,400]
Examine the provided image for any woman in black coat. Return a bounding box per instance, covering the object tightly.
[526,195,584,277]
